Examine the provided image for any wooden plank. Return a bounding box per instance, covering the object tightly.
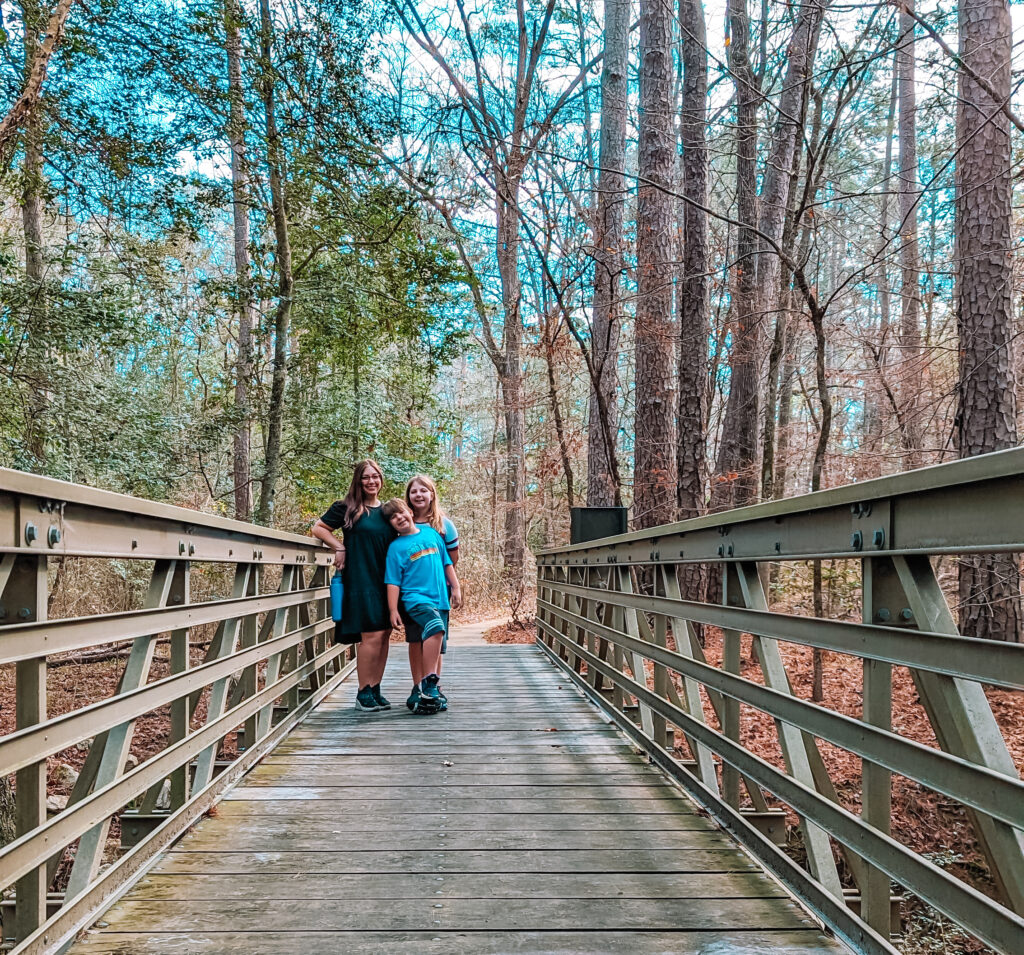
[218,797,689,814]
[72,929,847,954]
[223,784,683,801]
[72,896,817,932]
[126,871,787,900]
[207,808,709,831]
[157,847,761,874]
[174,823,731,852]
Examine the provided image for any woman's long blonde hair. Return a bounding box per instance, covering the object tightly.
[342,459,386,529]
[405,474,446,534]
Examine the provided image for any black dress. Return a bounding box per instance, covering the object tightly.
[319,501,397,641]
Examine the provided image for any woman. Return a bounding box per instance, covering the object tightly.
[312,460,396,711]
[405,474,459,688]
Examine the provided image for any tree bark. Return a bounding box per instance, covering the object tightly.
[255,0,294,525]
[711,0,760,511]
[677,0,709,522]
[956,0,1021,641]
[897,2,924,468]
[587,0,629,508]
[634,0,678,530]
[225,0,256,522]
[21,0,48,464]
[495,165,527,581]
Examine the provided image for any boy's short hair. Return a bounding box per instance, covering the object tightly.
[381,498,412,520]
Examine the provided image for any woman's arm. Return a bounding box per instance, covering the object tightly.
[311,519,345,568]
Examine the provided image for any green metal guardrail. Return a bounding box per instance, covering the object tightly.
[0,469,345,954]
[536,447,1024,955]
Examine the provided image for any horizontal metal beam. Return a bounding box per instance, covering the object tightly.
[0,617,333,777]
[0,467,332,565]
[548,581,1024,689]
[538,447,1024,564]
[0,640,343,890]
[539,599,1024,828]
[539,621,1024,954]
[0,586,328,662]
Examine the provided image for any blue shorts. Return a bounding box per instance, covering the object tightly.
[400,604,450,645]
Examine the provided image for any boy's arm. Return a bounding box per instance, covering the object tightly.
[445,565,462,609]
[387,584,403,630]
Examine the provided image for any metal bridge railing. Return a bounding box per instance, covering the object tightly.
[0,469,343,954]
[537,447,1024,955]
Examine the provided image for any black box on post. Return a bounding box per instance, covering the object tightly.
[569,506,628,545]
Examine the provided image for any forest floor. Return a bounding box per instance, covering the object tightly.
[483,619,1023,954]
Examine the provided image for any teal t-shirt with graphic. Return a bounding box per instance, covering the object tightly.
[385,527,452,610]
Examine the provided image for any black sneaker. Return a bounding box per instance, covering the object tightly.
[372,684,391,710]
[355,685,380,711]
[413,694,440,715]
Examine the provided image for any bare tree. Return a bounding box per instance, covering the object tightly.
[897,1,923,467]
[955,0,1021,641]
[393,0,596,582]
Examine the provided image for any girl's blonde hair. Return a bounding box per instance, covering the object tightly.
[341,459,386,529]
[405,474,445,534]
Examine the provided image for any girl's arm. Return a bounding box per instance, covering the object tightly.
[311,519,345,568]
[445,565,462,609]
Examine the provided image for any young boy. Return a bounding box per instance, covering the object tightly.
[381,498,462,715]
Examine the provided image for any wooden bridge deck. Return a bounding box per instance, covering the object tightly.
[70,645,848,954]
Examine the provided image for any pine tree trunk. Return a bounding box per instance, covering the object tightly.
[633,0,677,530]
[711,0,760,511]
[956,0,1022,641]
[897,3,924,467]
[587,0,628,508]
[677,0,709,523]
[225,0,255,522]
[255,0,294,526]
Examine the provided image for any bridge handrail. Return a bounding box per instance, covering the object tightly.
[0,468,345,954]
[537,448,1024,955]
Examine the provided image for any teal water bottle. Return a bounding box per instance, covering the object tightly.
[330,570,344,622]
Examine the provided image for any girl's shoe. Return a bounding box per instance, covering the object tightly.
[407,686,420,711]
[372,684,391,710]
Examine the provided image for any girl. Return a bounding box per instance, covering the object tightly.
[405,474,459,566]
[312,460,396,711]
[405,475,459,694]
